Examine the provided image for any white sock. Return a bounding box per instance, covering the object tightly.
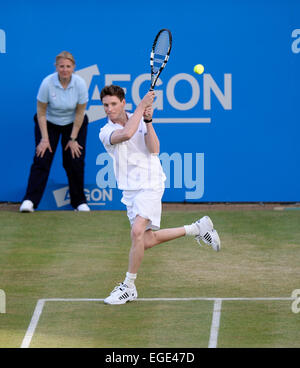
[184,223,199,236]
[124,272,137,288]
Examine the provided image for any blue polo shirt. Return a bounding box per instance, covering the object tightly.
[37,72,88,126]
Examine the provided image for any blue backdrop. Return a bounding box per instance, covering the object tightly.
[1,0,299,210]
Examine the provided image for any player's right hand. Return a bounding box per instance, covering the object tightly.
[141,91,155,109]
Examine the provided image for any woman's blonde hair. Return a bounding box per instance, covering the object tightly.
[55,51,75,65]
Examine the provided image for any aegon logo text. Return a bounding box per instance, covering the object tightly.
[291,29,300,54]
[76,65,232,123]
[0,29,6,54]
[53,186,113,208]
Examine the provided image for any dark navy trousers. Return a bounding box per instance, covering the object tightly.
[23,114,88,209]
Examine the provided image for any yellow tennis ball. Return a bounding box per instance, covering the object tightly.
[194,64,204,75]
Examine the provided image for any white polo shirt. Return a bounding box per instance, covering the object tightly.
[99,113,166,191]
[37,72,88,126]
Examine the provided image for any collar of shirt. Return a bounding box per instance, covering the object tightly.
[53,72,75,90]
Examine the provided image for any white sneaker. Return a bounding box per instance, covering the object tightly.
[104,283,138,305]
[76,203,90,212]
[195,216,221,252]
[19,200,34,213]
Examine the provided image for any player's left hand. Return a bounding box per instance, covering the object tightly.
[143,106,153,121]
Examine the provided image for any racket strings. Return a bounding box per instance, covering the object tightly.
[154,31,170,55]
[150,29,172,89]
[151,32,170,73]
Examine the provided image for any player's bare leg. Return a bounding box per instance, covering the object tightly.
[104,215,148,305]
[144,216,220,252]
[128,215,149,274]
[144,227,186,250]
[104,215,221,304]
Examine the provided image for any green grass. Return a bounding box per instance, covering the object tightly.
[219,300,300,348]
[0,209,300,347]
[30,300,213,348]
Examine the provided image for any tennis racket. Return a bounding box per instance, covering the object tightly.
[150,28,172,91]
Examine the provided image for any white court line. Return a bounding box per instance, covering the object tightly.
[20,299,45,349]
[208,299,222,348]
[21,297,294,348]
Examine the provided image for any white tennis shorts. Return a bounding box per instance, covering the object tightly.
[121,188,165,230]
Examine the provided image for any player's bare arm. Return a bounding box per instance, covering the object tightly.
[144,106,160,154]
[110,91,155,145]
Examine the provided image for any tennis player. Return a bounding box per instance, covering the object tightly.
[99,85,220,305]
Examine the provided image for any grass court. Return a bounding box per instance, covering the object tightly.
[0,205,300,348]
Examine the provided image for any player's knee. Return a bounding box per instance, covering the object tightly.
[144,230,156,250]
[131,224,145,241]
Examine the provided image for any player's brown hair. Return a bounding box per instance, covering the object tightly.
[100,85,125,101]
